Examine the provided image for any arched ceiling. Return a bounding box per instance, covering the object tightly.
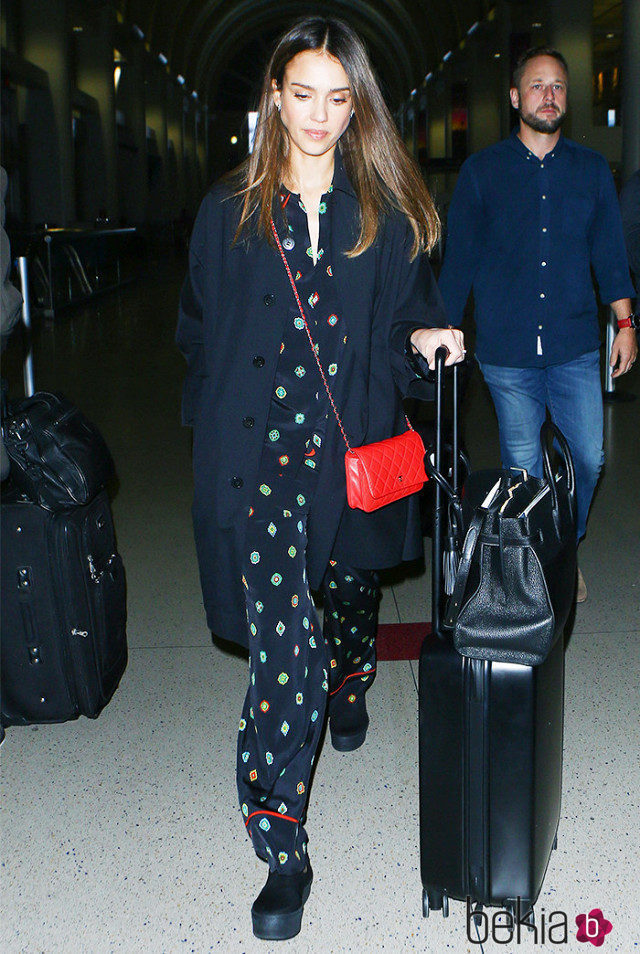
[121,0,488,110]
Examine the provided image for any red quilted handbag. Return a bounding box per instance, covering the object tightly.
[345,430,427,511]
[272,221,428,512]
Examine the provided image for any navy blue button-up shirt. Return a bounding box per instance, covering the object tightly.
[438,131,634,367]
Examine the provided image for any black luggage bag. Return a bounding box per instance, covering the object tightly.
[418,352,565,925]
[1,487,127,727]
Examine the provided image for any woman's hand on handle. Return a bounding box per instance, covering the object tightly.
[410,327,466,369]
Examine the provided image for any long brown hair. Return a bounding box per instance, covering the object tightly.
[231,16,439,260]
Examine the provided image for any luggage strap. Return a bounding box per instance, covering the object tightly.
[442,510,484,629]
[15,565,42,662]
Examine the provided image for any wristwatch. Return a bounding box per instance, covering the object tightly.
[617,313,640,330]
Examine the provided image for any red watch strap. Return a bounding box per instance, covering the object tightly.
[617,316,632,329]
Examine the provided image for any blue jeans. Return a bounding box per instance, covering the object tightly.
[478,350,604,541]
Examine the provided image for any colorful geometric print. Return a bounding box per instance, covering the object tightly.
[238,507,379,874]
[235,180,362,874]
[236,448,329,876]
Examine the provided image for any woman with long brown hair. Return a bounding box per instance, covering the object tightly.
[177,15,464,941]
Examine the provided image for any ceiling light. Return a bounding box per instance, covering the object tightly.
[230,136,238,145]
[177,74,185,85]
[443,50,452,62]
[132,24,144,40]
[467,21,479,36]
[158,52,168,65]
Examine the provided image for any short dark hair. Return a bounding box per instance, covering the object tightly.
[512,47,569,90]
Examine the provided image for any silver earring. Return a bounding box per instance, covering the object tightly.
[276,103,281,113]
[350,109,355,118]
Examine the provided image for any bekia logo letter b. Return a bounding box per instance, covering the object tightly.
[575,908,613,946]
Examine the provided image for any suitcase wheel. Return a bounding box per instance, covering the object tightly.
[422,889,429,918]
[422,888,449,918]
[506,900,535,931]
[468,903,485,938]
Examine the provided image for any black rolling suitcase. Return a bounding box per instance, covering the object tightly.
[1,288,127,727]
[418,352,564,928]
[1,487,128,726]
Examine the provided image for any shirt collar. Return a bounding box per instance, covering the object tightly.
[278,147,356,203]
[508,127,565,162]
[332,148,357,198]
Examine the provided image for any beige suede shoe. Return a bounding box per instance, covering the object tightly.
[576,567,587,603]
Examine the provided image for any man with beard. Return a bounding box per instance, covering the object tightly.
[438,47,637,601]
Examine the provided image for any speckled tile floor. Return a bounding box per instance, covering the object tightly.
[1,260,639,954]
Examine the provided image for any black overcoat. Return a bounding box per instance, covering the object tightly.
[176,157,447,647]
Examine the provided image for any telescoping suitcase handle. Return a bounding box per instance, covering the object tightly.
[409,346,467,637]
[431,348,463,639]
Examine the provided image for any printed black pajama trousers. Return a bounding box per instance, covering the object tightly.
[237,432,379,874]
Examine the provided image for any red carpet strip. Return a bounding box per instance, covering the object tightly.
[376,622,432,661]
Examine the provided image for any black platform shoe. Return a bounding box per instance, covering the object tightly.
[251,862,313,940]
[329,692,369,751]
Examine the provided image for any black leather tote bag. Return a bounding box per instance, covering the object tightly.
[2,392,115,509]
[443,422,577,666]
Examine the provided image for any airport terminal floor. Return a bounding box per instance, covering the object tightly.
[1,254,639,953]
